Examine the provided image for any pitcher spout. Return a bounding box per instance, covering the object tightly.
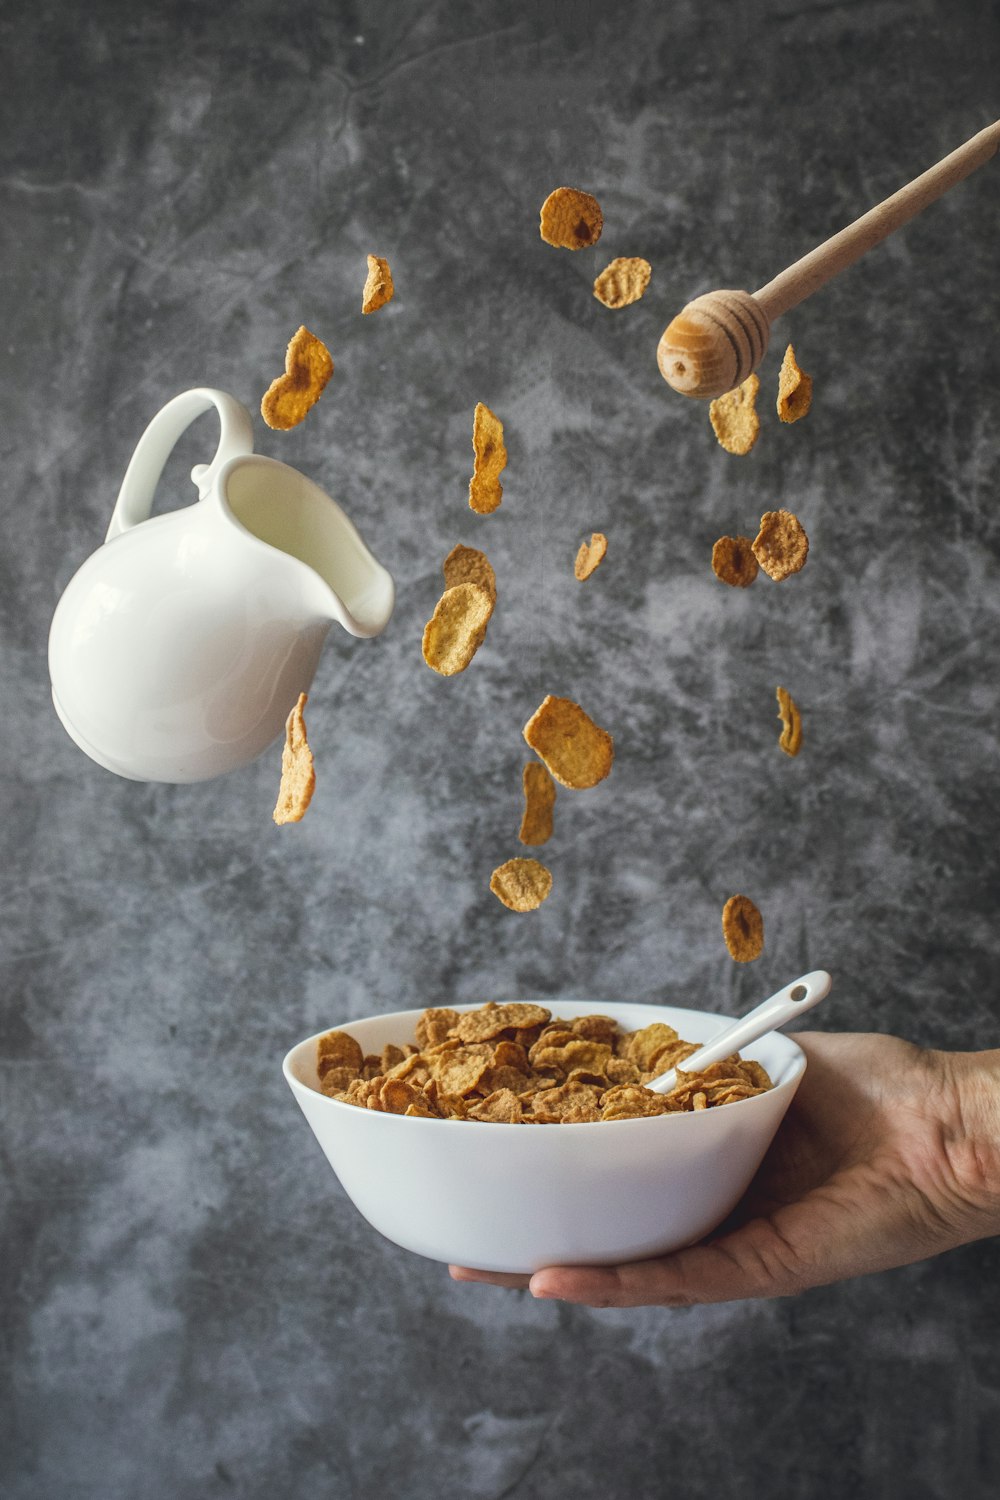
[219,455,394,638]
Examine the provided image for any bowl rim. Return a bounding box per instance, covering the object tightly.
[282,998,808,1132]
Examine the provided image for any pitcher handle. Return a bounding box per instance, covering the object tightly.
[106,388,254,541]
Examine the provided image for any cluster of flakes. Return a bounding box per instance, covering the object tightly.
[266,260,396,824]
[708,345,813,457]
[316,1001,772,1124]
[422,542,498,678]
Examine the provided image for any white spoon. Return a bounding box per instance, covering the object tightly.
[646,969,832,1095]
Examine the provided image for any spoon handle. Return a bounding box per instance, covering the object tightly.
[754,120,1000,324]
[646,969,832,1096]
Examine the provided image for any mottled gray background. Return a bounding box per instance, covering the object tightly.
[2,0,999,1495]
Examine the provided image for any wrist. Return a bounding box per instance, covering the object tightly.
[933,1048,1000,1230]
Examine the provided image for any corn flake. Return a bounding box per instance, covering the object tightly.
[489,858,553,912]
[777,343,813,423]
[528,1080,603,1122]
[644,1040,699,1078]
[600,1084,672,1121]
[379,1078,424,1115]
[317,1029,364,1079]
[469,403,507,515]
[776,685,803,757]
[273,692,316,825]
[752,509,809,582]
[523,694,613,791]
[454,1002,550,1042]
[593,257,651,308]
[443,543,496,607]
[709,373,761,456]
[711,535,759,588]
[620,1021,680,1071]
[422,582,493,675]
[432,1050,490,1096]
[404,1097,440,1119]
[569,1014,619,1046]
[415,1008,460,1048]
[529,1038,613,1079]
[574,532,608,581]
[261,326,333,431]
[539,187,604,250]
[319,1065,360,1097]
[722,893,764,963]
[468,1089,524,1123]
[362,254,394,314]
[519,761,556,847]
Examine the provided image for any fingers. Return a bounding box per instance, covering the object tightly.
[528,1246,755,1307]
[521,1235,788,1307]
[450,1154,947,1308]
[449,1265,532,1289]
[452,1193,859,1307]
[523,1180,925,1307]
[448,1217,807,1305]
[448,1215,813,1306]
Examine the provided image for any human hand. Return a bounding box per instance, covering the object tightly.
[450,1032,1000,1307]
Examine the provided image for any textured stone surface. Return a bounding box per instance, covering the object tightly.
[2,1,1000,1495]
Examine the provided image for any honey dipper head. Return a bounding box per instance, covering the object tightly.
[656,289,770,399]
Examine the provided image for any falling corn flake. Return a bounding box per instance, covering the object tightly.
[776,685,803,757]
[273,692,316,825]
[362,254,394,314]
[721,893,764,963]
[261,326,334,431]
[709,373,761,456]
[711,535,759,588]
[421,582,493,676]
[489,857,553,912]
[519,761,556,846]
[593,257,652,308]
[469,403,507,514]
[777,344,813,423]
[574,532,608,580]
[443,543,497,607]
[523,694,614,790]
[539,186,604,250]
[752,509,809,582]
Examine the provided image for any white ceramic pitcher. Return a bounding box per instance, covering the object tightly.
[48,388,395,783]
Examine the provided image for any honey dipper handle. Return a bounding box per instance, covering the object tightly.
[754,119,1000,323]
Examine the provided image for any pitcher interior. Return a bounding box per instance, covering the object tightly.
[224,459,386,627]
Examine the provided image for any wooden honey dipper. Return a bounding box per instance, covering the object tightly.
[657,119,1000,400]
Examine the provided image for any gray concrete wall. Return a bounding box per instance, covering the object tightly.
[2,1,999,1495]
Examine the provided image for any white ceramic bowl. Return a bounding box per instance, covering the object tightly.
[283,1000,806,1273]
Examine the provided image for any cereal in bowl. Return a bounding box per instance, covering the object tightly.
[315,1002,772,1122]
